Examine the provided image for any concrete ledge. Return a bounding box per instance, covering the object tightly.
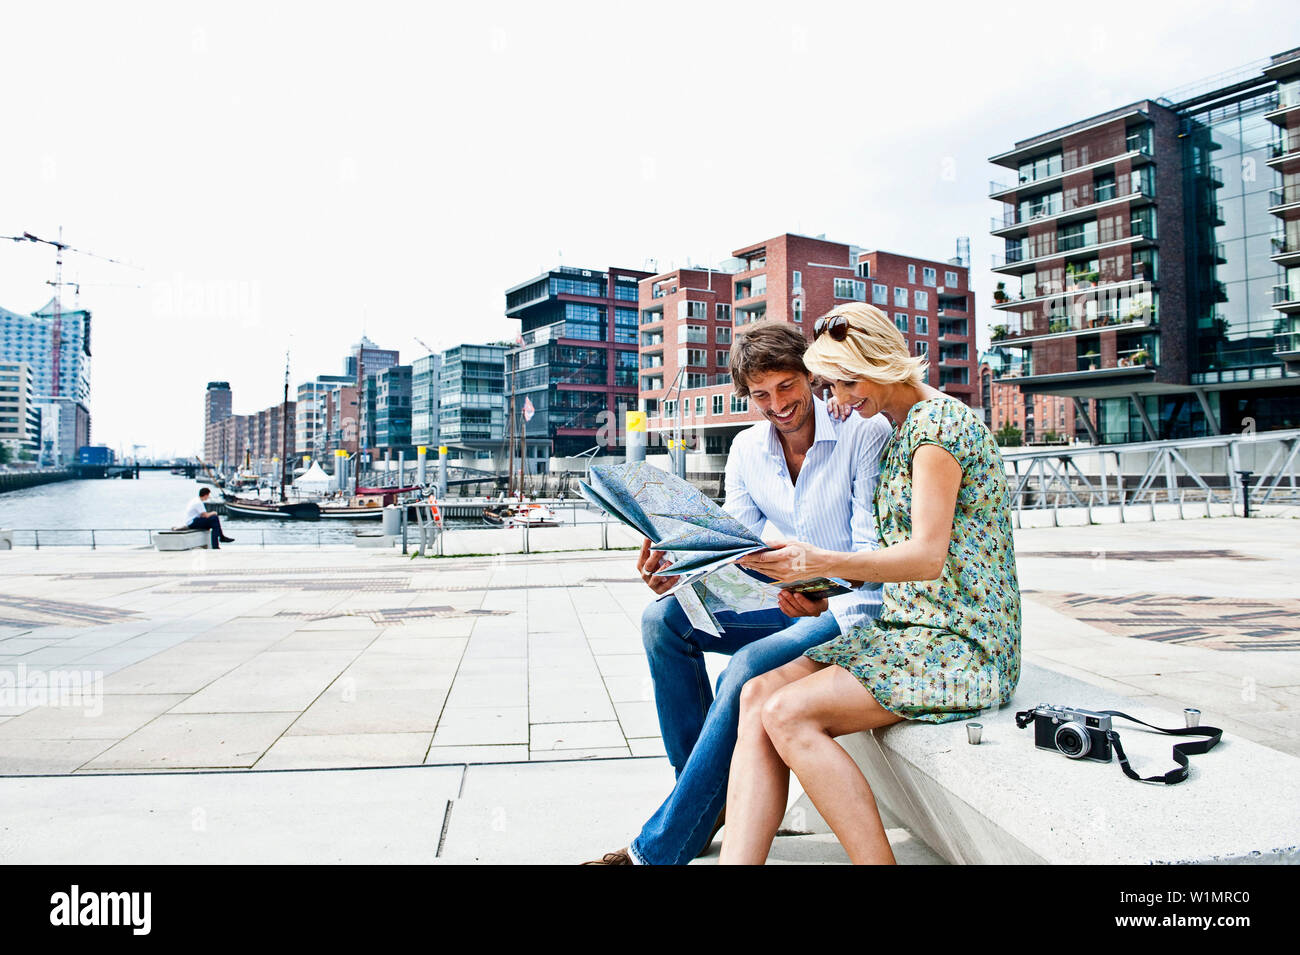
[0,529,11,550]
[787,663,1299,864]
[151,529,209,552]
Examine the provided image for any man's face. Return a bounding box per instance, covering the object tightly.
[746,368,814,436]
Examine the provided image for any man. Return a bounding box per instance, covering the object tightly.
[587,320,891,865]
[182,487,234,549]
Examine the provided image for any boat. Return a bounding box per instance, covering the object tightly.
[482,502,559,527]
[224,497,322,520]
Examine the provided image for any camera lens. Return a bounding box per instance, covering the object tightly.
[1054,723,1092,759]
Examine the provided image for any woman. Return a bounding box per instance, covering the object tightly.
[719,302,1021,865]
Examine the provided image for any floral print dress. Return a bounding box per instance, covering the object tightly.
[805,396,1021,723]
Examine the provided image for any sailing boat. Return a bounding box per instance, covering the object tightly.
[224,352,322,520]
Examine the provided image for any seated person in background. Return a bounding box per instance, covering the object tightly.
[585,320,891,865]
[182,487,234,549]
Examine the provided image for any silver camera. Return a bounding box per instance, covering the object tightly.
[1026,703,1113,762]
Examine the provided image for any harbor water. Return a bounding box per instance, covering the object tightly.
[0,472,609,547]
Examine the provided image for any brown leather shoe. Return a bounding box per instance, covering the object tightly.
[581,848,633,865]
[696,808,726,858]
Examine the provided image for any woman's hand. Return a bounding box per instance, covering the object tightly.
[825,394,852,421]
[777,589,829,618]
[738,540,824,583]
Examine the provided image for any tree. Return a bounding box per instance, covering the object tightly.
[0,443,12,465]
[995,424,1022,447]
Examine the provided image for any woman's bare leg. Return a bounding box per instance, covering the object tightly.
[718,657,825,865]
[760,665,904,864]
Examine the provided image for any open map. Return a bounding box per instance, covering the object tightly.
[579,462,782,636]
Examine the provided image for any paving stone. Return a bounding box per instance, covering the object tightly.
[255,732,433,770]
[529,720,626,751]
[82,712,300,770]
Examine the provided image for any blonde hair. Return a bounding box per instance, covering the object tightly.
[803,302,927,386]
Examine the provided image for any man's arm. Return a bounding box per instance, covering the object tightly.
[721,440,766,538]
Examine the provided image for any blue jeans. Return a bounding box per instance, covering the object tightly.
[629,595,842,865]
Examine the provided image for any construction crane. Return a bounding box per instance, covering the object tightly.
[2,228,139,398]
[413,336,437,355]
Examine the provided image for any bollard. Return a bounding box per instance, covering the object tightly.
[91,529,96,550]
[1205,489,1213,518]
[1117,477,1125,524]
[1085,492,1093,525]
[1235,470,1254,519]
[34,530,39,550]
[1177,488,1185,521]
[261,529,266,549]
[1052,501,1059,527]
[602,516,609,550]
[1149,498,1156,522]
[522,519,530,555]
[401,510,408,555]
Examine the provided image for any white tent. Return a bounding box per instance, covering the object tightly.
[293,461,332,493]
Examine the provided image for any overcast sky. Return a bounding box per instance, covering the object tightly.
[0,0,1291,457]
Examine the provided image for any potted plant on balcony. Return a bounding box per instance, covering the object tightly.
[1082,349,1099,371]
[991,323,1008,341]
[994,281,1009,304]
[1049,318,1069,334]
[1131,348,1151,366]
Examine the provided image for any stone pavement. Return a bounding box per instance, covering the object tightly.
[0,513,1296,863]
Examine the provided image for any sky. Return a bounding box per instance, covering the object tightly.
[0,0,1293,457]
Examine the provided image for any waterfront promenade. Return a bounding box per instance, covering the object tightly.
[0,513,1296,863]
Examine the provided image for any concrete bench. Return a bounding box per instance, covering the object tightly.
[783,662,1299,864]
[152,529,209,552]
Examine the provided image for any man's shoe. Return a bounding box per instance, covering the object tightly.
[581,848,633,865]
[219,535,235,543]
[696,808,726,858]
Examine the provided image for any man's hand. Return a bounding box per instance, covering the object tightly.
[637,537,675,595]
[777,589,829,618]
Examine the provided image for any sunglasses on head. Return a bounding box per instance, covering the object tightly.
[813,315,850,342]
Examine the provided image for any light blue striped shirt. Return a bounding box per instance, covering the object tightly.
[723,396,892,632]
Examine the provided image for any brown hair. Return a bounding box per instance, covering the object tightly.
[199,487,211,498]
[728,320,809,398]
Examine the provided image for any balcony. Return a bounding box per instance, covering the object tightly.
[992,232,1154,274]
[989,178,1156,238]
[1271,235,1300,267]
[677,327,709,345]
[1201,202,1226,226]
[1268,185,1300,214]
[990,305,1158,344]
[1275,330,1300,360]
[1267,139,1300,169]
[640,307,663,325]
[990,272,1153,311]
[1274,283,1300,311]
[1265,96,1300,125]
[987,136,1154,200]
[1199,242,1227,265]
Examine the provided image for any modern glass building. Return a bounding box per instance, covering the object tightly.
[987,49,1300,443]
[438,343,507,464]
[410,353,441,449]
[373,364,412,451]
[504,265,650,463]
[0,298,92,463]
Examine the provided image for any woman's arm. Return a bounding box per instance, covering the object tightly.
[741,444,962,583]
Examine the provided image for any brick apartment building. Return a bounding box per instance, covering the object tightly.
[988,48,1300,443]
[639,232,977,451]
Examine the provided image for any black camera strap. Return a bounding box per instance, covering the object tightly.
[1099,710,1222,785]
[1013,707,1223,785]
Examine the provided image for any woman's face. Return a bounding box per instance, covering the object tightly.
[831,378,892,423]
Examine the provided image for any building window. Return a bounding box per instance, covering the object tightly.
[716,350,729,367]
[730,395,748,413]
[894,313,909,334]
[916,341,929,356]
[792,299,803,323]
[663,399,676,420]
[945,270,959,287]
[695,396,706,417]
[894,287,908,307]
[712,394,724,415]
[872,283,888,305]
[913,290,929,311]
[716,303,732,323]
[715,327,731,344]
[678,324,707,344]
[833,278,866,301]
[683,348,707,366]
[908,264,916,284]
[685,372,708,389]
[923,267,936,286]
[915,314,929,335]
[858,260,871,278]
[680,300,708,319]
[792,270,802,290]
